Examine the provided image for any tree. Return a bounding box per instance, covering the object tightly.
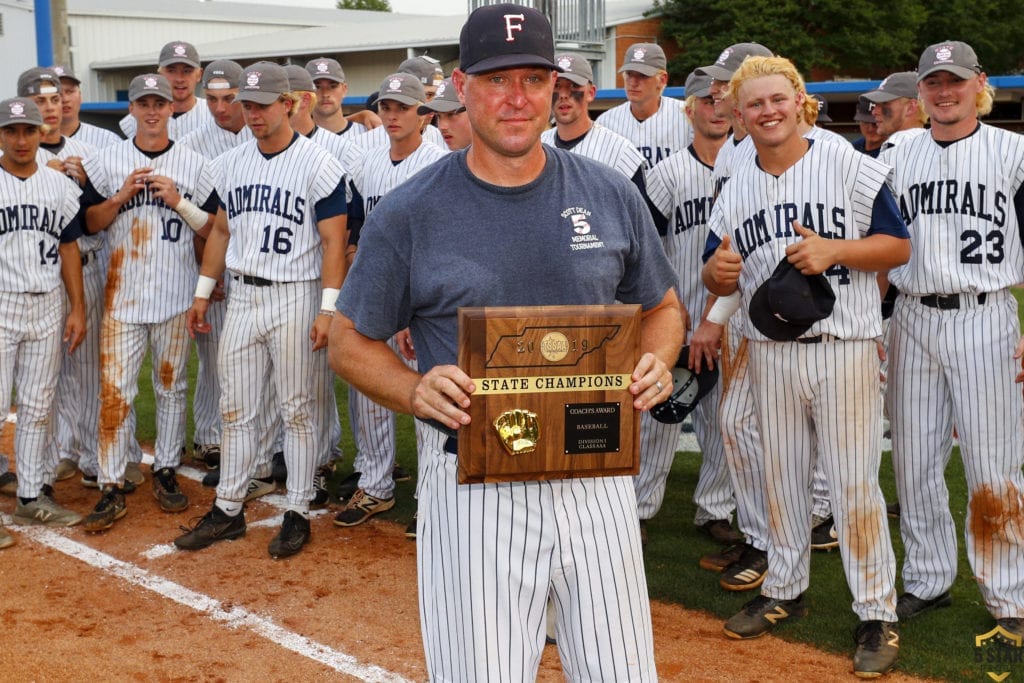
[653,0,926,81]
[916,0,1024,74]
[337,0,392,10]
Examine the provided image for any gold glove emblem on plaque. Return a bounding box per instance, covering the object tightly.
[494,409,539,455]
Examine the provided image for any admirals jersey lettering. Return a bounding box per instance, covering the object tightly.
[595,96,693,169]
[213,132,346,282]
[888,124,1024,294]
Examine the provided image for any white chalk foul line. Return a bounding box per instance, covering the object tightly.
[13,524,413,683]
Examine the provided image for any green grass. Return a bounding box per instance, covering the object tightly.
[132,343,1019,682]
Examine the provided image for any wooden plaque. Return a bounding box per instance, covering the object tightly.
[456,304,641,484]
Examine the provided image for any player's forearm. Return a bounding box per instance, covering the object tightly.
[58,242,86,313]
[640,288,685,368]
[198,211,229,279]
[318,216,348,289]
[84,197,126,234]
[329,315,420,415]
[834,234,911,272]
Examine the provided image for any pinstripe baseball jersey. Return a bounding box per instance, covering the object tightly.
[336,120,366,140]
[119,101,213,140]
[305,126,360,204]
[69,122,122,149]
[541,123,645,179]
[354,123,446,150]
[350,141,447,215]
[178,122,253,161]
[595,96,693,169]
[888,124,1024,295]
[82,139,217,323]
[212,133,347,281]
[707,139,907,341]
[0,165,82,292]
[647,146,716,319]
[876,127,928,164]
[37,137,104,255]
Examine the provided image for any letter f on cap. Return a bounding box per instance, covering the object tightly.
[504,13,525,42]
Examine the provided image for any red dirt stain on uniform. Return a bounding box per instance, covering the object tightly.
[98,379,130,455]
[130,218,150,260]
[159,360,174,389]
[969,483,1023,585]
[104,246,125,312]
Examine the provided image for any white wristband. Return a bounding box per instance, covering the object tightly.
[706,291,741,325]
[194,275,217,299]
[321,288,340,312]
[176,198,209,232]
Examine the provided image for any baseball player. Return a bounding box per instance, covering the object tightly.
[641,68,739,548]
[354,56,448,151]
[53,65,121,149]
[702,55,908,677]
[175,62,347,559]
[119,41,212,140]
[330,5,682,679]
[596,42,692,169]
[417,77,472,152]
[863,71,928,161]
[0,97,86,528]
[336,72,447,528]
[306,57,371,138]
[885,41,1024,639]
[79,73,218,532]
[852,97,887,157]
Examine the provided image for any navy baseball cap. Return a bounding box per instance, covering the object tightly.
[854,96,875,123]
[918,41,982,81]
[697,42,773,81]
[812,94,832,122]
[748,257,836,341]
[650,345,720,424]
[459,3,560,75]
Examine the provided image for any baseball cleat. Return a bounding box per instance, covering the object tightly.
[895,591,952,620]
[268,510,310,559]
[719,545,768,591]
[853,620,899,678]
[82,487,127,532]
[724,594,806,639]
[174,506,246,550]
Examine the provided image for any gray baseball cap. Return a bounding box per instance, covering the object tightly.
[159,41,200,69]
[618,43,666,76]
[697,42,773,81]
[418,78,463,114]
[285,64,315,93]
[918,41,982,81]
[854,96,875,123]
[0,98,44,127]
[399,55,444,87]
[306,57,346,83]
[459,3,559,75]
[237,62,290,105]
[202,60,243,90]
[17,67,61,97]
[50,64,80,84]
[811,94,832,122]
[684,70,713,99]
[377,72,426,106]
[863,71,919,103]
[555,54,593,86]
[128,73,173,102]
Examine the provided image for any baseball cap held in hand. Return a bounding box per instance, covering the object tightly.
[651,345,720,424]
[749,257,836,341]
[459,3,559,75]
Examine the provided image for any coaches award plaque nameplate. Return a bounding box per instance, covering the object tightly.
[456,305,641,483]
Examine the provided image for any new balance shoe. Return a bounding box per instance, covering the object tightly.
[311,462,335,509]
[271,451,287,484]
[811,514,839,551]
[152,467,188,512]
[245,477,277,502]
[853,620,899,678]
[268,510,311,559]
[13,494,83,527]
[333,489,395,527]
[719,545,768,591]
[723,594,806,639]
[895,591,952,620]
[698,519,744,545]
[392,464,412,482]
[405,513,417,539]
[336,470,362,503]
[699,543,746,572]
[192,442,221,470]
[55,457,78,481]
[82,487,127,532]
[0,471,17,497]
[174,506,246,550]
[0,521,14,549]
[125,461,145,487]
[81,474,136,494]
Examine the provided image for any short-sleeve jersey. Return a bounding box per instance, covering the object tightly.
[541,123,645,180]
[595,96,693,170]
[337,147,677,376]
[887,124,1024,295]
[707,140,905,341]
[178,123,253,161]
[213,134,346,282]
[120,102,213,140]
[647,146,717,319]
[83,139,216,323]
[355,123,446,151]
[877,128,928,165]
[38,136,103,253]
[0,165,82,293]
[350,141,447,215]
[70,122,122,149]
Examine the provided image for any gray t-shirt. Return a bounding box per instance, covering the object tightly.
[338,146,677,376]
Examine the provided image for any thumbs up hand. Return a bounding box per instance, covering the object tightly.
[785,220,837,275]
[708,233,743,290]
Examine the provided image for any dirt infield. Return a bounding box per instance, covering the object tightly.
[0,422,933,681]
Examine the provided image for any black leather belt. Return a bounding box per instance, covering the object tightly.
[920,292,987,310]
[444,436,458,454]
[235,274,291,287]
[797,334,839,344]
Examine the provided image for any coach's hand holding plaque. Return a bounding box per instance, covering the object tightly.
[457,305,641,483]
